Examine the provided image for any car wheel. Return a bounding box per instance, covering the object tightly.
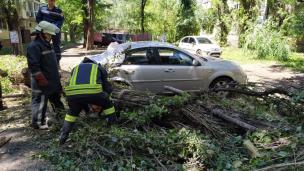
[209,77,234,97]
[196,49,202,56]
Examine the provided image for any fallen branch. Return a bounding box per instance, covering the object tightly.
[212,87,291,97]
[211,108,257,131]
[93,141,116,156]
[255,160,304,171]
[0,136,11,148]
[165,85,257,131]
[164,86,184,95]
[1,93,28,99]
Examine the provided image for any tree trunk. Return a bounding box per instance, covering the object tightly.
[82,0,89,48]
[69,25,76,43]
[140,0,147,33]
[86,0,94,50]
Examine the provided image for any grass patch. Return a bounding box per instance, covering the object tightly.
[0,55,27,94]
[281,53,304,73]
[222,47,304,73]
[221,47,275,64]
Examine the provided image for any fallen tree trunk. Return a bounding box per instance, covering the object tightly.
[165,85,258,131]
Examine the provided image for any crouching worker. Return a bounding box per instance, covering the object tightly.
[59,60,117,145]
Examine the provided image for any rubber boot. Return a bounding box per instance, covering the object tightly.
[59,121,75,145]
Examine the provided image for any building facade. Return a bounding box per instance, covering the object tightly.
[0,0,44,47]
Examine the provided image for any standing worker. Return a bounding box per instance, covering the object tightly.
[26,21,65,129]
[59,60,117,145]
[36,0,64,64]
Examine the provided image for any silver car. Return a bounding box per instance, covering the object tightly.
[86,41,247,93]
[179,36,222,57]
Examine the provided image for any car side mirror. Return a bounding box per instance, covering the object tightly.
[192,59,200,66]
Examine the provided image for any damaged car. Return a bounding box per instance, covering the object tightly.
[84,41,247,93]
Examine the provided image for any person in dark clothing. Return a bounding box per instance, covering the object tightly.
[36,0,64,64]
[26,21,65,129]
[0,41,3,51]
[59,60,117,145]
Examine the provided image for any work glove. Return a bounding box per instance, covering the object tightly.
[34,72,48,86]
[106,114,117,124]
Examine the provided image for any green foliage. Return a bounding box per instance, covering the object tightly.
[196,8,217,34]
[146,0,179,42]
[175,0,200,41]
[244,22,290,61]
[121,93,190,125]
[0,55,27,94]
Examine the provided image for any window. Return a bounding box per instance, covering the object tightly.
[189,38,196,44]
[158,48,193,66]
[124,48,158,65]
[182,37,189,43]
[197,37,212,44]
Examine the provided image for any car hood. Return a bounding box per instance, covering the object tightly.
[84,43,131,65]
[204,56,242,70]
[198,44,221,51]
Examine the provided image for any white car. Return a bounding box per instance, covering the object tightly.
[178,36,222,57]
[85,41,247,94]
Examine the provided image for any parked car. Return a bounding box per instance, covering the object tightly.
[85,41,247,94]
[178,36,222,57]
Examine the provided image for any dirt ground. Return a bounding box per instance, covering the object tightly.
[0,45,303,171]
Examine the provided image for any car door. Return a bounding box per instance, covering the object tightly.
[156,47,204,91]
[179,37,189,50]
[188,37,196,53]
[117,48,164,92]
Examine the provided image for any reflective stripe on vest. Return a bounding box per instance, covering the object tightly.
[65,64,103,96]
[65,114,77,122]
[104,106,115,115]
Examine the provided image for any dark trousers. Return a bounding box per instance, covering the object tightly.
[52,32,61,63]
[67,92,114,118]
[31,78,64,125]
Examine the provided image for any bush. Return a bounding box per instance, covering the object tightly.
[0,55,27,94]
[244,22,290,61]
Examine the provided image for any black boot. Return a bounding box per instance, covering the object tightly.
[59,121,74,145]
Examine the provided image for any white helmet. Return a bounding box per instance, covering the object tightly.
[35,21,60,35]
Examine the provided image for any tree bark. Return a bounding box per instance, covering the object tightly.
[82,0,89,48]
[86,0,94,50]
[69,25,76,43]
[140,0,147,33]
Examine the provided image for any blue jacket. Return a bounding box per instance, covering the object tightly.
[36,5,64,29]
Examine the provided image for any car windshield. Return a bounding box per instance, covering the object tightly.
[84,43,131,65]
[197,37,212,44]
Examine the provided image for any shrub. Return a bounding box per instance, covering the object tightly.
[0,55,27,94]
[244,22,290,61]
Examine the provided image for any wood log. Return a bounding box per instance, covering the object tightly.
[211,108,257,131]
[164,86,184,95]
